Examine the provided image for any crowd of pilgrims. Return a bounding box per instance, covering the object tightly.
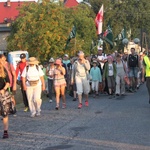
[0,47,145,139]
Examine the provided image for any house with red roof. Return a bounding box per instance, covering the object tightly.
[0,0,35,24]
[64,0,79,8]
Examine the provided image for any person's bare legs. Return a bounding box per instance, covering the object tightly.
[3,116,9,138]
[3,116,8,131]
[55,87,60,108]
[60,86,66,108]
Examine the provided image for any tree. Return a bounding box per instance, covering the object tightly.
[7,0,96,61]
[90,0,150,51]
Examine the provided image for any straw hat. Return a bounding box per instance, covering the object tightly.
[28,57,39,65]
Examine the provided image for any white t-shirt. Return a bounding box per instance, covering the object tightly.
[21,65,44,86]
[108,64,114,76]
[97,54,107,69]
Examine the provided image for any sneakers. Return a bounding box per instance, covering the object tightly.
[55,106,59,110]
[116,93,120,96]
[36,112,41,116]
[73,98,77,101]
[24,107,29,112]
[62,103,66,109]
[85,101,89,107]
[49,99,53,103]
[30,114,36,118]
[78,103,82,109]
[3,131,8,139]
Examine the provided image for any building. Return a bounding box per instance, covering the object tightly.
[0,0,36,24]
[64,0,79,7]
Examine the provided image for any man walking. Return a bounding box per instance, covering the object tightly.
[16,53,29,111]
[127,48,140,92]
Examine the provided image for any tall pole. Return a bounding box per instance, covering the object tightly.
[74,37,76,56]
[140,27,143,52]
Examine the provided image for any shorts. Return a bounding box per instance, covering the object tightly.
[128,67,138,78]
[75,76,90,95]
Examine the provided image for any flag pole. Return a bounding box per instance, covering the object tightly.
[74,37,77,56]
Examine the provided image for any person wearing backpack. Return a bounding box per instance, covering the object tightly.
[115,54,127,96]
[46,58,55,103]
[0,62,10,139]
[127,48,140,92]
[21,57,45,117]
[0,54,16,106]
[71,51,90,109]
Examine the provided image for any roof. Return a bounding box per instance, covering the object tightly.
[65,0,79,8]
[0,1,35,24]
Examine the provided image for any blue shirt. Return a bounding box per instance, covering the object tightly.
[90,66,102,82]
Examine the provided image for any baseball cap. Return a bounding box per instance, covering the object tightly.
[20,53,26,59]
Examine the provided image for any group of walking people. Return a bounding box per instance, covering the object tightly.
[0,46,150,139]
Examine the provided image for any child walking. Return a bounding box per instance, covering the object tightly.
[90,61,102,97]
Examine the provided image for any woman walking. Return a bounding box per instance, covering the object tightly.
[53,59,66,110]
[71,51,90,109]
[0,62,10,138]
[115,54,127,96]
[103,55,116,99]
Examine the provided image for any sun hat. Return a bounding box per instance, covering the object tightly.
[20,53,26,59]
[78,51,84,56]
[55,59,62,65]
[28,57,39,65]
[92,60,98,65]
[64,54,69,58]
[98,47,103,51]
[107,55,113,61]
[49,57,55,63]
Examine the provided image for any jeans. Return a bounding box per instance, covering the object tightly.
[146,77,150,99]
[20,81,28,107]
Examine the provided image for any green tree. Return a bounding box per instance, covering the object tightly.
[7,1,96,61]
[90,0,150,51]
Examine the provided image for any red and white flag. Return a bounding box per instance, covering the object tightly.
[95,4,104,35]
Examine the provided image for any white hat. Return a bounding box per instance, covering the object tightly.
[139,52,143,55]
[64,54,69,57]
[78,51,84,56]
[98,47,103,51]
[49,58,54,62]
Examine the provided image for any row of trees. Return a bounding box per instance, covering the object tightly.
[7,0,150,61]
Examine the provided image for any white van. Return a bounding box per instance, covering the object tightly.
[7,51,29,80]
[7,50,29,70]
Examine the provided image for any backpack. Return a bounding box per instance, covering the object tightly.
[26,65,39,72]
[128,54,138,67]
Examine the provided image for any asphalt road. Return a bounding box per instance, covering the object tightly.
[0,83,150,150]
